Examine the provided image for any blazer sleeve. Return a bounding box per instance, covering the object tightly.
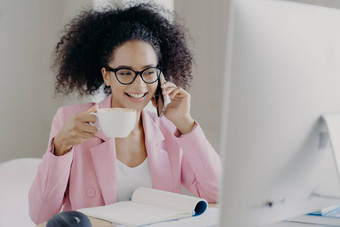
[174,123,222,203]
[28,107,74,224]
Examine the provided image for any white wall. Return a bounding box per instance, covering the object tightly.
[174,0,228,152]
[0,0,92,162]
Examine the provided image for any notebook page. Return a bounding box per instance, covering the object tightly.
[78,201,190,226]
[132,187,207,215]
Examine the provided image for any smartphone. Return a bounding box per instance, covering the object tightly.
[155,74,171,117]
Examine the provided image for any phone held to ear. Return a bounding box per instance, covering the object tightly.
[155,74,171,117]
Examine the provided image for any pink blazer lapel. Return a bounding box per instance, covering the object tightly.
[142,111,175,192]
[89,139,117,205]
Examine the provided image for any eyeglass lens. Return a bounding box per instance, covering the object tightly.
[116,68,160,84]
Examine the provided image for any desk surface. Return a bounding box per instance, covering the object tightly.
[38,205,334,227]
[265,214,340,227]
[37,204,219,227]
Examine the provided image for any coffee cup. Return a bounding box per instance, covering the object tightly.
[90,108,136,138]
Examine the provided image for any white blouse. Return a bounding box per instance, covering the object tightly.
[115,158,153,202]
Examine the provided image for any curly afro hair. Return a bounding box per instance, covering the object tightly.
[52,3,193,96]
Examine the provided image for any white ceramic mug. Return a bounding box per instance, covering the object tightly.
[90,108,136,138]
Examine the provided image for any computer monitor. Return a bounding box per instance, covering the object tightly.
[219,0,340,226]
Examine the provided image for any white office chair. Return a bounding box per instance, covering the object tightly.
[0,158,41,227]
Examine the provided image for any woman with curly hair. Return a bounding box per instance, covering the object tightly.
[29,3,221,224]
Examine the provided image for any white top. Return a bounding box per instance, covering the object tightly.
[116,158,153,201]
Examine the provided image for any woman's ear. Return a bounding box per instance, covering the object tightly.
[101,67,110,86]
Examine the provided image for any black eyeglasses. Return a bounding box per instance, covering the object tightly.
[105,66,162,85]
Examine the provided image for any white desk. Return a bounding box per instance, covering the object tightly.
[38,208,340,226]
[37,207,219,227]
[149,211,340,227]
[266,215,340,227]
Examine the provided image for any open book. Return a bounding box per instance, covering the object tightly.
[77,187,208,226]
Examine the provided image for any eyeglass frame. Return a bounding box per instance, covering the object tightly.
[104,66,162,85]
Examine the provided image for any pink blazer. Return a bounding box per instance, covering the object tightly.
[29,95,222,224]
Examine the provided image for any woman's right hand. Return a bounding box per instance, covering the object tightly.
[53,105,98,156]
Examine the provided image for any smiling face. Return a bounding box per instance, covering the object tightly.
[102,40,159,111]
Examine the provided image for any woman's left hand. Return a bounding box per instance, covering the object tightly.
[159,81,195,134]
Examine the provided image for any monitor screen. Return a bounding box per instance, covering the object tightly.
[219,0,340,226]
